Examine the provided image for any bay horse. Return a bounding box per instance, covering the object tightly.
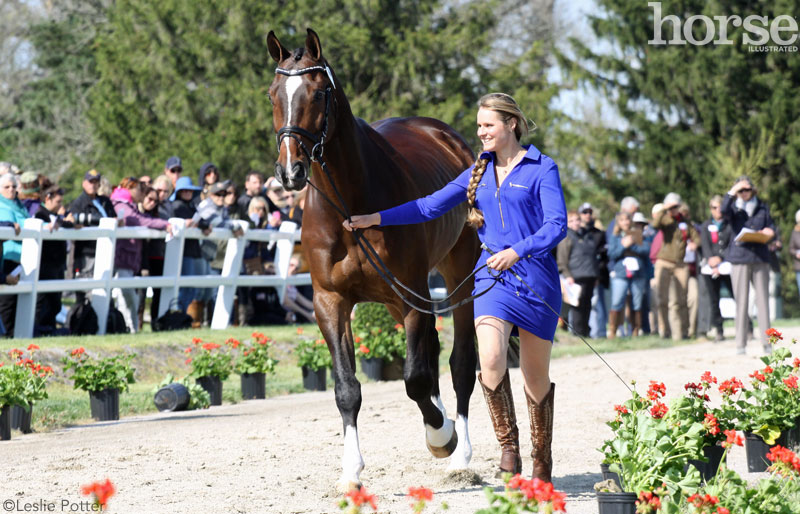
[267,29,481,490]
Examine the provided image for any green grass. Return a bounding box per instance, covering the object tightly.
[8,317,798,434]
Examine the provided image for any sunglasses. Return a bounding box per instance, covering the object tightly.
[738,188,753,193]
[581,210,592,214]
[214,191,230,197]
[168,167,183,173]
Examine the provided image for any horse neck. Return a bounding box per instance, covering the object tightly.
[311,115,369,215]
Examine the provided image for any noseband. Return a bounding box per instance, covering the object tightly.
[274,65,335,162]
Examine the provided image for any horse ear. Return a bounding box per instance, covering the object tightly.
[267,31,289,63]
[305,28,323,61]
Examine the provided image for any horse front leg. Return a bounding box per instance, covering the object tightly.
[446,301,477,470]
[403,307,458,458]
[315,291,363,491]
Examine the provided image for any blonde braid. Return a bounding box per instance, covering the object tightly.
[466,157,489,228]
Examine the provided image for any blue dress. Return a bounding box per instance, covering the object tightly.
[379,144,567,340]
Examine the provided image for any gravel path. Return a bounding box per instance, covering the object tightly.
[2,327,796,513]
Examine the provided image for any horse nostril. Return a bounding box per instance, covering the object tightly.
[274,163,285,181]
[291,161,307,179]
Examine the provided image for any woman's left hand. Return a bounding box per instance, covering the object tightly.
[486,247,520,271]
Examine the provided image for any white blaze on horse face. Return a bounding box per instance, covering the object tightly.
[447,414,472,470]
[339,425,364,488]
[284,75,303,172]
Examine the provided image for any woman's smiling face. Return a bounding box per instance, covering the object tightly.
[477,108,515,153]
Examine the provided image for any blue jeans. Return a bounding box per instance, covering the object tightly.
[589,283,608,339]
[796,271,800,296]
[178,257,203,312]
[610,276,645,311]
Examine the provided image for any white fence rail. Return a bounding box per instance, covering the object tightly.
[0,217,311,338]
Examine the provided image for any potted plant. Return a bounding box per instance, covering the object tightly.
[598,381,703,513]
[235,333,277,400]
[476,474,567,513]
[5,345,53,434]
[716,329,800,472]
[184,337,235,406]
[670,371,735,481]
[62,347,136,422]
[352,303,406,381]
[152,373,210,411]
[295,337,331,391]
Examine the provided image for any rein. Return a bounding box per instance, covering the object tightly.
[273,65,500,315]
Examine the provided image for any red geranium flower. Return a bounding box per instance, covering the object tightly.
[394,323,404,330]
[185,358,192,365]
[784,376,799,389]
[70,347,85,356]
[766,327,783,340]
[700,371,717,384]
[703,413,720,436]
[296,327,304,335]
[202,342,221,351]
[719,377,743,396]
[650,401,668,419]
[614,404,629,415]
[354,336,362,344]
[749,370,766,382]
[408,486,433,502]
[192,337,203,345]
[27,344,39,351]
[722,429,743,448]
[345,487,378,510]
[81,479,115,510]
[359,345,370,354]
[647,381,666,400]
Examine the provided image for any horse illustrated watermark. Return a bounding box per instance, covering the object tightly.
[648,2,799,53]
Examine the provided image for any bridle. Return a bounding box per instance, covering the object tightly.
[272,64,500,315]
[274,65,335,163]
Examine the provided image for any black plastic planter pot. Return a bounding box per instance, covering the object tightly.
[240,373,266,400]
[360,357,383,381]
[11,405,32,433]
[381,357,404,381]
[302,366,326,391]
[154,383,190,412]
[196,376,223,406]
[688,444,725,481]
[599,463,621,488]
[0,405,10,441]
[89,388,120,421]
[596,491,637,514]
[744,429,800,472]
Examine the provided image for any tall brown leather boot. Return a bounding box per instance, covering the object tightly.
[187,300,203,328]
[527,383,555,482]
[608,310,621,340]
[632,311,642,337]
[479,371,522,476]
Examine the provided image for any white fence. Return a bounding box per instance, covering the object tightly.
[0,217,311,338]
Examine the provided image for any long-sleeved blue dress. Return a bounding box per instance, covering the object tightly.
[379,145,567,340]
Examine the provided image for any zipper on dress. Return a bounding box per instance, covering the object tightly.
[508,182,528,189]
[495,187,505,229]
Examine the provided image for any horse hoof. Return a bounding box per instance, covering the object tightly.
[426,422,458,458]
[336,478,362,494]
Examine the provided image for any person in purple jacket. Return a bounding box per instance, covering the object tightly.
[344,93,567,481]
[110,177,172,333]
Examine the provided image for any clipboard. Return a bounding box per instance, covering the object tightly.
[734,228,771,244]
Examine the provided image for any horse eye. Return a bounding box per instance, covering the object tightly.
[313,90,325,102]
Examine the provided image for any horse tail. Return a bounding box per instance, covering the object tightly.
[466,157,489,228]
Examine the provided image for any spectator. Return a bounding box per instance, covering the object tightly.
[282,254,314,323]
[198,162,219,199]
[110,177,171,333]
[34,187,74,333]
[792,209,800,296]
[164,156,183,190]
[170,176,203,319]
[142,175,174,323]
[652,193,700,341]
[607,211,650,338]
[557,210,580,330]
[193,180,243,325]
[557,202,605,337]
[97,176,112,197]
[265,177,289,216]
[18,171,42,216]
[606,196,643,336]
[0,173,29,335]
[68,169,117,303]
[238,171,279,222]
[679,203,700,338]
[633,211,657,334]
[721,176,776,354]
[699,195,732,342]
[153,174,173,208]
[139,175,152,188]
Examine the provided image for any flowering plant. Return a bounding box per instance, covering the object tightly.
[669,371,734,447]
[234,333,277,375]
[62,348,136,393]
[338,486,378,513]
[0,345,54,408]
[295,338,332,371]
[352,303,406,360]
[475,474,566,513]
[81,479,115,511]
[600,381,703,501]
[716,329,800,444]
[184,337,235,380]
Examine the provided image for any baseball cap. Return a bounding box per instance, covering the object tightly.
[19,172,39,194]
[632,212,648,224]
[84,169,101,181]
[209,180,232,195]
[165,156,182,170]
[579,202,593,213]
[663,192,682,209]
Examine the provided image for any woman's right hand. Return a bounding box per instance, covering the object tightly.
[343,213,380,232]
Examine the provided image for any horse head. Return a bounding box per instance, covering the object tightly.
[267,28,339,191]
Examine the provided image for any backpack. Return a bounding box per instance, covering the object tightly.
[152,300,193,332]
[106,302,129,334]
[68,299,98,335]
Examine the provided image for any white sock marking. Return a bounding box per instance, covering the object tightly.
[340,425,364,486]
[425,395,454,447]
[447,414,472,470]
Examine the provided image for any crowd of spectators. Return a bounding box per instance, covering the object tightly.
[557,176,786,356]
[0,159,313,337]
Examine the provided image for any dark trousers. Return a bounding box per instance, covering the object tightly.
[0,260,19,336]
[148,258,165,324]
[36,268,64,330]
[572,277,597,337]
[702,273,732,333]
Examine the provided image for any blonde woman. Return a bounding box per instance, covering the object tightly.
[344,93,567,481]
